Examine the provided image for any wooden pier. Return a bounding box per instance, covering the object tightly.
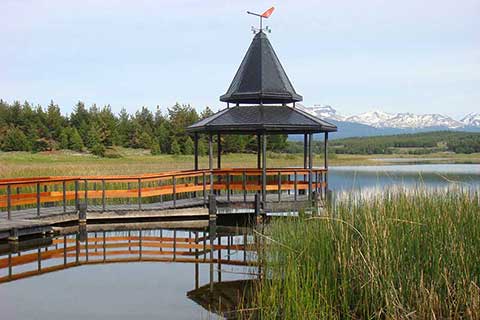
[0,168,327,240]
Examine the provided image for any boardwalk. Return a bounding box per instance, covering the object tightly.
[0,168,327,239]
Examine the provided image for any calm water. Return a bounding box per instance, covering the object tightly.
[329,164,480,192]
[1,164,479,319]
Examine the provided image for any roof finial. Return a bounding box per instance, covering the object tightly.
[247,6,274,34]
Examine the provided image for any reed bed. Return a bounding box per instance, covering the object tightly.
[254,188,480,319]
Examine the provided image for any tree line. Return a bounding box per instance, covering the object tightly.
[0,99,288,156]
[330,131,480,154]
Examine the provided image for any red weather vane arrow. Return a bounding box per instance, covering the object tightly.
[247,6,275,31]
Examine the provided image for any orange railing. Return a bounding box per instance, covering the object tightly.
[0,168,327,219]
[0,227,255,283]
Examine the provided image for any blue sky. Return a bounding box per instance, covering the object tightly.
[1,0,479,118]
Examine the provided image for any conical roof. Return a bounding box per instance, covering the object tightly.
[220,31,302,104]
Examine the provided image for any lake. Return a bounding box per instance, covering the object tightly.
[1,164,479,319]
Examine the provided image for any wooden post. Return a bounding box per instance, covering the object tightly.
[217,133,222,169]
[294,171,298,202]
[62,181,67,213]
[101,179,106,212]
[308,133,313,200]
[202,171,207,205]
[194,133,199,198]
[242,170,247,202]
[78,202,87,223]
[172,176,176,208]
[7,184,11,220]
[226,173,230,202]
[324,132,329,169]
[262,133,267,203]
[254,193,261,216]
[324,132,329,195]
[74,180,79,209]
[303,133,308,169]
[138,178,142,210]
[209,133,213,194]
[36,182,41,216]
[257,134,261,169]
[194,133,199,170]
[277,171,281,202]
[208,194,216,220]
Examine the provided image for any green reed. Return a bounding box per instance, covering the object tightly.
[254,189,480,319]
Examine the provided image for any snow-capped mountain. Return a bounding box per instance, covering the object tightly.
[301,105,476,129]
[461,113,480,127]
[299,104,346,122]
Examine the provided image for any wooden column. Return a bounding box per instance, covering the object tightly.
[324,132,329,169]
[303,133,308,169]
[308,133,313,199]
[324,132,329,196]
[209,133,213,194]
[194,133,199,170]
[193,133,199,198]
[217,133,222,169]
[257,134,261,169]
[262,133,267,203]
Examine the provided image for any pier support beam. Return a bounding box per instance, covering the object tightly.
[78,202,87,224]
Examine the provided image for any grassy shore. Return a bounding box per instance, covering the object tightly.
[254,189,480,319]
[1,149,479,179]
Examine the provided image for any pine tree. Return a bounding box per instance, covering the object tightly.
[183,136,194,155]
[69,128,84,151]
[59,129,69,149]
[1,126,31,151]
[86,125,101,148]
[151,142,161,155]
[170,138,181,155]
[139,131,153,149]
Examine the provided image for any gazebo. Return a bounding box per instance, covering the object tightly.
[187,29,337,208]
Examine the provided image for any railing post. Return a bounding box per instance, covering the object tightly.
[294,171,298,202]
[36,182,41,217]
[242,170,247,202]
[277,171,281,202]
[75,180,79,209]
[138,178,142,210]
[208,194,216,220]
[62,181,67,213]
[226,173,230,202]
[7,184,11,220]
[254,192,261,216]
[127,182,131,205]
[202,172,207,205]
[102,179,106,212]
[172,176,176,208]
[84,179,88,211]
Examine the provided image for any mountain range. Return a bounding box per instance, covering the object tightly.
[299,105,480,139]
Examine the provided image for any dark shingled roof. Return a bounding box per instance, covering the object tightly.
[187,105,337,134]
[220,31,302,104]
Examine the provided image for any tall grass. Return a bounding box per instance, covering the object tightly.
[255,188,480,319]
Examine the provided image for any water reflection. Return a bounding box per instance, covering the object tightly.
[0,219,258,319]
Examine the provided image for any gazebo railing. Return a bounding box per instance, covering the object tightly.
[0,168,328,219]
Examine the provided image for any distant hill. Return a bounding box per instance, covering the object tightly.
[290,105,480,140]
[329,131,480,155]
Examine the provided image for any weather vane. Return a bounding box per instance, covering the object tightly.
[247,6,275,34]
